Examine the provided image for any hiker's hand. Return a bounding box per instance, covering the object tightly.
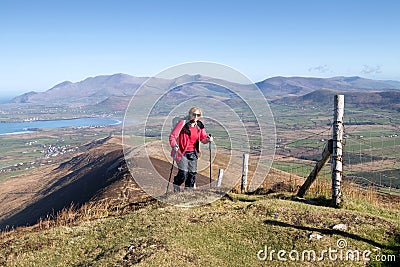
[173,145,179,151]
[207,136,214,142]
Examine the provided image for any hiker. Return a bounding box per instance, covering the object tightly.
[169,107,213,192]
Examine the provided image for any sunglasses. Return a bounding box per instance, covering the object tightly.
[192,113,201,117]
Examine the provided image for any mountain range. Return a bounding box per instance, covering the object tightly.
[272,88,400,112]
[8,74,400,111]
[10,73,149,106]
[255,76,400,96]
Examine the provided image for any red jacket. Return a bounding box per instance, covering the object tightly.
[169,120,209,162]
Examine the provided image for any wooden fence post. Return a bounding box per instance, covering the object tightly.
[332,95,344,207]
[241,153,249,193]
[216,169,224,187]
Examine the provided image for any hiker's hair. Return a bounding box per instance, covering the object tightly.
[188,107,202,116]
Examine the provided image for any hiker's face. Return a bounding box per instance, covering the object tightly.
[190,112,201,122]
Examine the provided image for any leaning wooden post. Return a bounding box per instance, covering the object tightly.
[241,154,249,193]
[332,95,344,207]
[297,140,332,197]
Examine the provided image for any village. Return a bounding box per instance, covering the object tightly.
[0,140,78,175]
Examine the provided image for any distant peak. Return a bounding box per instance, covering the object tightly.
[111,73,130,78]
[51,81,73,89]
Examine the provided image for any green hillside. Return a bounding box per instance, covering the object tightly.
[1,192,399,267]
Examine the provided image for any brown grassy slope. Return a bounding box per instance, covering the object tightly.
[0,136,134,229]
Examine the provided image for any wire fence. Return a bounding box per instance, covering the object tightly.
[271,103,400,197]
[344,111,400,195]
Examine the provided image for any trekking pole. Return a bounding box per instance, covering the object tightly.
[209,134,212,188]
[166,151,176,194]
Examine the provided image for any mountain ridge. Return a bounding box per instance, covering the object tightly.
[272,88,400,111]
[9,74,400,106]
[10,74,150,106]
[255,75,398,97]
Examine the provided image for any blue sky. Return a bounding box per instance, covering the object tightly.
[0,0,399,97]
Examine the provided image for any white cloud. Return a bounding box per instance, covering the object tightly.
[361,65,382,74]
[308,64,331,73]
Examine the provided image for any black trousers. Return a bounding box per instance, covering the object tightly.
[173,151,197,189]
[173,169,197,188]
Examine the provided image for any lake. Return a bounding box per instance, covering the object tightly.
[0,117,121,135]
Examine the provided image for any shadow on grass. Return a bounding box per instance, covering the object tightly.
[291,195,337,208]
[252,190,339,208]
